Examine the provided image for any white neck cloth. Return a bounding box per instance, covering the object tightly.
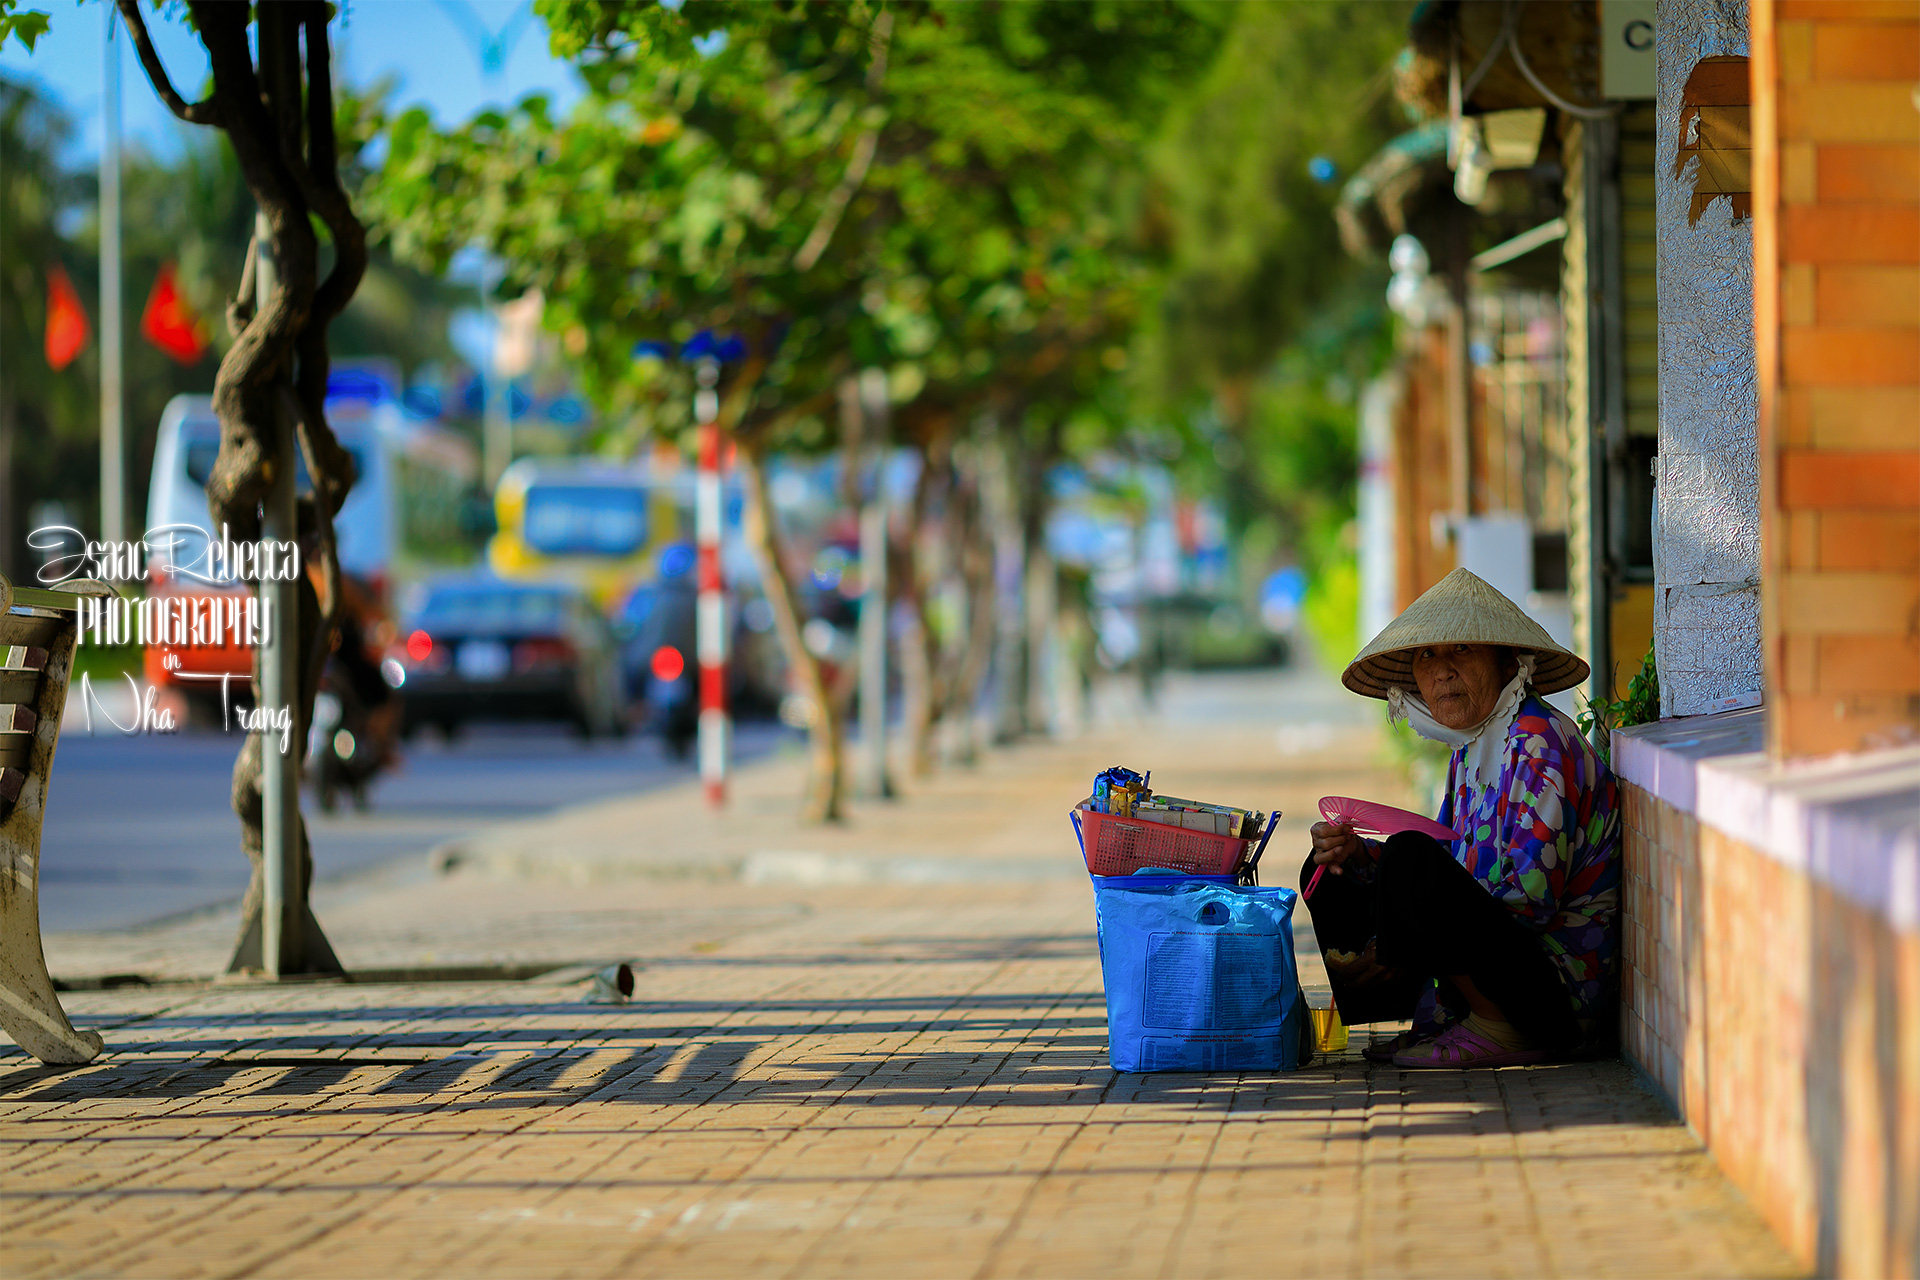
[1387,653,1537,793]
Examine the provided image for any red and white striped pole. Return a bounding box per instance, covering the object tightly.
[694,357,729,808]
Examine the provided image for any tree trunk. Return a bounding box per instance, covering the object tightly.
[120,1,365,972]
[895,436,949,778]
[898,603,932,777]
[982,428,1027,744]
[986,412,1062,740]
[1018,417,1065,737]
[738,438,846,822]
[943,441,997,766]
[1024,541,1058,736]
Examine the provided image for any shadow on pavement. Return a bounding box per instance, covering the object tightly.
[1,985,1668,1144]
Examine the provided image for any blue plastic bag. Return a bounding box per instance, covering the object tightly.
[1093,880,1306,1073]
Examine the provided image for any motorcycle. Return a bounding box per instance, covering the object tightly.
[306,608,403,812]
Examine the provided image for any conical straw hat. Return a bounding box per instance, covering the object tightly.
[1342,567,1590,699]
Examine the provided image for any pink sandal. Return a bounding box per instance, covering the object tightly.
[1391,1021,1550,1069]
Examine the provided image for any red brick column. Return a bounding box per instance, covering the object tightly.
[1754,0,1920,759]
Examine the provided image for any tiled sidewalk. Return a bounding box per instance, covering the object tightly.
[3,674,1799,1277]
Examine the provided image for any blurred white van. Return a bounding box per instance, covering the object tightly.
[146,395,395,583]
[143,394,396,710]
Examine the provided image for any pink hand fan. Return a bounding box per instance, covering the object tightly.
[1317,796,1456,843]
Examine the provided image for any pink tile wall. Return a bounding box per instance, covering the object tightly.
[1619,778,1917,1278]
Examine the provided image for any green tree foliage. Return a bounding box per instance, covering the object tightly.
[1139,2,1410,670]
[371,2,880,418]
[1238,277,1397,669]
[1244,280,1395,560]
[371,1,1217,428]
[1146,0,1410,421]
[0,78,91,568]
[118,127,460,379]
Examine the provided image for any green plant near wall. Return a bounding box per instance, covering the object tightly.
[1577,641,1660,762]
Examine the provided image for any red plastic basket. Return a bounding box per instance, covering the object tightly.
[1072,804,1271,878]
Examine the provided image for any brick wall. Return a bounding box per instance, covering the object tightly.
[1753,0,1920,758]
[1620,776,1919,1276]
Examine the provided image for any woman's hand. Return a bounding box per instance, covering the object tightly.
[1309,821,1369,876]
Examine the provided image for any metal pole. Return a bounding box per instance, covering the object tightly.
[694,358,728,808]
[858,493,889,794]
[256,209,300,977]
[99,6,124,546]
[481,273,511,488]
[856,368,892,798]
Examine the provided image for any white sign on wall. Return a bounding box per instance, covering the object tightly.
[1601,0,1657,99]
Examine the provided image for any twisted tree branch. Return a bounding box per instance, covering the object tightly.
[289,1,364,520]
[114,0,221,125]
[187,0,318,538]
[227,232,256,337]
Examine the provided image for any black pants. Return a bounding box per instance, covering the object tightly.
[1299,831,1582,1053]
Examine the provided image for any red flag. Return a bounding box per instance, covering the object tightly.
[44,264,88,371]
[140,263,208,364]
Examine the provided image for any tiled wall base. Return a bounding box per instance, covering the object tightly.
[1622,781,1918,1278]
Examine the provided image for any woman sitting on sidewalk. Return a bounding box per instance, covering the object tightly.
[1302,568,1620,1069]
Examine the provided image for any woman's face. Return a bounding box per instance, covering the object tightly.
[1410,643,1517,730]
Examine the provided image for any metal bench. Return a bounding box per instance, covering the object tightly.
[0,571,111,1064]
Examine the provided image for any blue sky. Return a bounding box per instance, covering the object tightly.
[0,1,584,163]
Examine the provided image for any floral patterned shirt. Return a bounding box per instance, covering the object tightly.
[1426,695,1621,1033]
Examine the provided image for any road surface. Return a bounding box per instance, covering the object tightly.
[38,720,795,932]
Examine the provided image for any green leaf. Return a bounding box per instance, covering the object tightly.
[0,4,53,54]
[361,0,1224,449]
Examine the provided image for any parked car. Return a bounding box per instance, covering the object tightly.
[394,576,625,739]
